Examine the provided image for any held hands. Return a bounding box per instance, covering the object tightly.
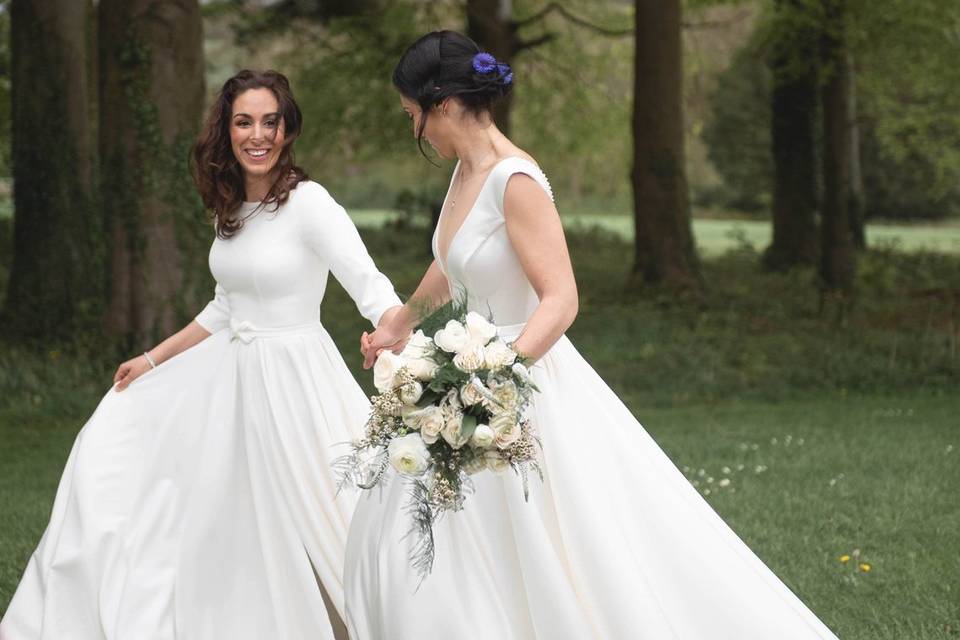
[361,305,411,369]
[113,354,153,391]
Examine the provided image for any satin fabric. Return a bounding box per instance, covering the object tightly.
[1,181,401,640]
[343,158,840,639]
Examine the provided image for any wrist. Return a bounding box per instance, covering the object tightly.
[143,350,158,369]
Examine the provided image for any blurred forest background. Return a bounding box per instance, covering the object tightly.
[0,1,958,636]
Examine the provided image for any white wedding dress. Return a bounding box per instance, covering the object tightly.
[343,157,840,639]
[0,181,400,640]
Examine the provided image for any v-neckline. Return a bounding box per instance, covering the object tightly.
[435,156,518,272]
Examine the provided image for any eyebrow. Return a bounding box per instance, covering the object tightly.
[233,112,281,119]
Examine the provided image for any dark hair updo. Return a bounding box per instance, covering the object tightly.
[393,31,513,155]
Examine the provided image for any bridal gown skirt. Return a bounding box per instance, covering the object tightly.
[1,323,364,640]
[344,335,840,640]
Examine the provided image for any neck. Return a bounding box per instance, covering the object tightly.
[452,120,505,175]
[244,172,274,203]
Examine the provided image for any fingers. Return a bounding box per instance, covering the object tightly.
[362,349,377,370]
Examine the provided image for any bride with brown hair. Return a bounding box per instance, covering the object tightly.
[0,70,398,640]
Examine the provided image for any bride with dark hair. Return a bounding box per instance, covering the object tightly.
[345,31,840,640]
[1,70,399,640]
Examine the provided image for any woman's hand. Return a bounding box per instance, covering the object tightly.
[361,306,411,369]
[113,354,153,391]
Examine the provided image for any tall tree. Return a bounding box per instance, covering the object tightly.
[99,0,207,345]
[846,51,865,249]
[632,0,702,291]
[3,0,102,341]
[466,0,521,135]
[763,0,819,271]
[818,0,856,307]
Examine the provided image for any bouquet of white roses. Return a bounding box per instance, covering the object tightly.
[335,304,541,580]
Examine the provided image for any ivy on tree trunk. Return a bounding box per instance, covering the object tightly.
[99,0,208,347]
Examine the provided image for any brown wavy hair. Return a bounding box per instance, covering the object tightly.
[192,70,308,238]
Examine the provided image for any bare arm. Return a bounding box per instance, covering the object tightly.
[502,174,579,361]
[114,320,212,391]
[361,259,450,369]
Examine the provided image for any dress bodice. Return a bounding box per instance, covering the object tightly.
[433,157,554,327]
[195,181,400,333]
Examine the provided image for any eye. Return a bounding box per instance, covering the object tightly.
[235,119,250,127]
[264,119,277,127]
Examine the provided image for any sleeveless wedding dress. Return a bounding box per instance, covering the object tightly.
[343,157,840,639]
[1,181,400,640]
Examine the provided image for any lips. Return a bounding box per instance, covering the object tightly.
[244,148,270,160]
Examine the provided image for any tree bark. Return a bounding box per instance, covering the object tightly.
[847,51,866,249]
[819,0,856,301]
[466,0,519,136]
[631,0,702,291]
[99,0,207,346]
[3,0,102,341]
[764,0,819,271]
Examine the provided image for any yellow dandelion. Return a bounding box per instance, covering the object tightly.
[839,555,850,563]
[859,563,871,572]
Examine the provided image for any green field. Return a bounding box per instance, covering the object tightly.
[1,225,958,636]
[350,209,960,256]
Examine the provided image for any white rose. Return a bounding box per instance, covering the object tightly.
[465,311,497,347]
[434,320,470,354]
[491,412,521,449]
[373,351,406,392]
[388,433,431,475]
[483,340,517,369]
[406,356,439,381]
[400,330,433,359]
[418,406,445,440]
[453,345,485,373]
[398,380,424,405]
[485,450,510,473]
[487,379,520,413]
[441,411,470,449]
[470,423,495,449]
[460,378,485,406]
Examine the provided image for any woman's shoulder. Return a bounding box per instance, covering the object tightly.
[493,153,553,204]
[290,179,335,204]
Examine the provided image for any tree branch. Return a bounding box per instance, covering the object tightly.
[515,2,631,37]
[515,2,752,39]
[517,32,557,51]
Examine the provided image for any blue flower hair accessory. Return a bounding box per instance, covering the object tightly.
[472,52,498,74]
[497,63,513,85]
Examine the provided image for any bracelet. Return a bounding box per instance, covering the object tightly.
[143,351,157,369]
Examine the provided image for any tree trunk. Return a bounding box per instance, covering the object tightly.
[631,0,702,291]
[3,0,102,341]
[763,0,819,271]
[99,0,207,347]
[819,0,856,303]
[466,0,519,136]
[847,52,866,249]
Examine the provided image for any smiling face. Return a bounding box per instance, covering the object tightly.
[230,88,285,183]
[400,95,456,159]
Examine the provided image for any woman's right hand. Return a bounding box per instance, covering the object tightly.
[113,354,153,391]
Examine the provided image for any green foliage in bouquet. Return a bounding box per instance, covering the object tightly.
[333,299,542,583]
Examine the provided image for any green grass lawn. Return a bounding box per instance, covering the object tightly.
[350,208,960,256]
[1,225,958,636]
